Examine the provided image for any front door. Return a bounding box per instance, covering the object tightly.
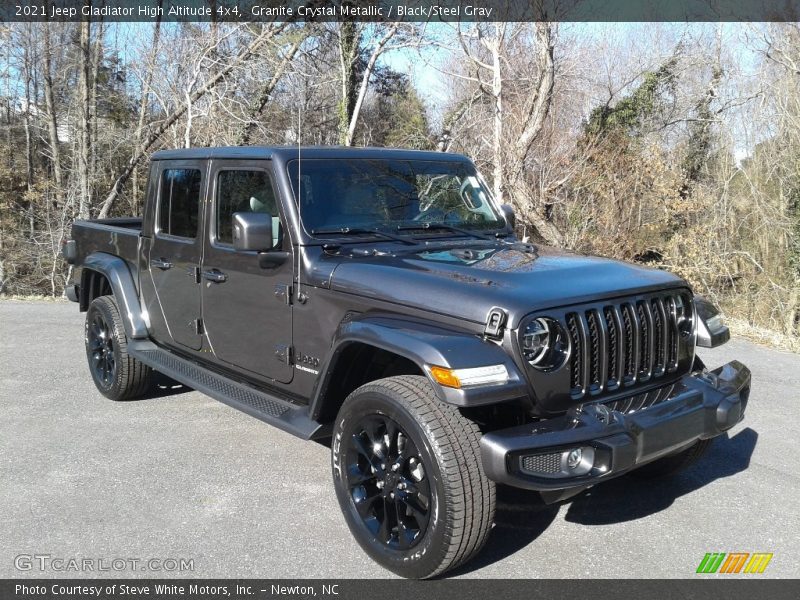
[200,160,294,384]
[148,162,205,350]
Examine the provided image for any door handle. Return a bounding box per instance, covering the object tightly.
[202,269,227,283]
[150,258,173,270]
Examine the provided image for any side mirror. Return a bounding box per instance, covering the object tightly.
[232,212,279,252]
[499,204,516,230]
[694,296,730,348]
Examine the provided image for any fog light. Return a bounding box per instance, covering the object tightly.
[566,448,583,469]
[520,447,595,479]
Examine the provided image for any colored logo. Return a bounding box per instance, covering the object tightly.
[696,552,773,574]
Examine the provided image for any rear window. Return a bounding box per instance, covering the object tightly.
[158,168,202,238]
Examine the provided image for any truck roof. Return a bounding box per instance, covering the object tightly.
[150,146,471,162]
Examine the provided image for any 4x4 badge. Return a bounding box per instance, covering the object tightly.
[484,307,507,339]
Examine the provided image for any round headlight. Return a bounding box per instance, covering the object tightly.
[522,318,550,365]
[521,317,568,369]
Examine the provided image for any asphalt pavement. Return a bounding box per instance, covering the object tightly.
[1,300,798,578]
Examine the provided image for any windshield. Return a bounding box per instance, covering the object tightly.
[287,159,505,236]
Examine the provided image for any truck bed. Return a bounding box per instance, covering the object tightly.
[69,217,143,280]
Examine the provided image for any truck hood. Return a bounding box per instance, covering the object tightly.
[328,243,688,328]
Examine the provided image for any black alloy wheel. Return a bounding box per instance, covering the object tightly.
[344,414,431,549]
[88,311,117,387]
[332,376,495,579]
[84,295,151,401]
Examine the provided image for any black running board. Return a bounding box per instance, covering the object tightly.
[128,340,324,440]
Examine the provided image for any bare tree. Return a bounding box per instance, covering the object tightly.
[237,29,307,145]
[76,15,92,218]
[40,21,64,206]
[344,22,399,146]
[131,6,162,214]
[446,22,558,241]
[97,21,290,218]
[337,23,421,146]
[505,23,559,244]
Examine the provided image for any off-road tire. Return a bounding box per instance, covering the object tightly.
[629,439,712,479]
[331,375,495,579]
[85,295,152,401]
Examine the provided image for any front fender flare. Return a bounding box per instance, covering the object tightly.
[310,314,528,419]
[81,253,149,339]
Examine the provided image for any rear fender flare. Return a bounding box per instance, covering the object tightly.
[81,253,148,339]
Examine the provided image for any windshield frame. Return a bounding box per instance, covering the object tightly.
[285,157,511,243]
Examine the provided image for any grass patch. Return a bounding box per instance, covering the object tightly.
[728,317,800,354]
[0,294,67,302]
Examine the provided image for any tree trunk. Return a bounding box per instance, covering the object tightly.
[506,22,559,245]
[237,35,303,145]
[184,88,193,149]
[345,23,400,147]
[77,15,92,219]
[338,22,359,145]
[132,6,162,215]
[89,18,104,212]
[786,285,799,336]
[508,178,564,245]
[41,21,64,206]
[436,90,481,152]
[490,28,504,203]
[513,23,555,160]
[680,27,723,200]
[22,44,34,192]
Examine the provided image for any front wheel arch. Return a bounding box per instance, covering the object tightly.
[312,342,425,423]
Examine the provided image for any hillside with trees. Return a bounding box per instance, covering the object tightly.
[0,20,797,348]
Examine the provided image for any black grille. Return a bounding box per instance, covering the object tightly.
[666,296,679,369]
[602,382,676,414]
[636,302,649,379]
[621,304,635,380]
[565,291,690,400]
[587,310,601,390]
[604,307,618,387]
[566,314,582,391]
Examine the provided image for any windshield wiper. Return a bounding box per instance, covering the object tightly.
[397,222,536,253]
[396,222,498,241]
[311,227,417,246]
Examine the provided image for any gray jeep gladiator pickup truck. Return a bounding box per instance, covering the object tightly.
[63,146,750,578]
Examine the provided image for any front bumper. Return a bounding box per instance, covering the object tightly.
[480,360,750,492]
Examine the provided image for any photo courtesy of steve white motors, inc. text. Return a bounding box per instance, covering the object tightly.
[13,583,339,597]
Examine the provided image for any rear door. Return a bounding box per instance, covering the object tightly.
[147,161,205,350]
[200,160,294,383]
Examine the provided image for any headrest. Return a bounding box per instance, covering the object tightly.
[250,195,269,213]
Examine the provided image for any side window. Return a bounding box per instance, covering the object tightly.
[158,168,202,238]
[216,170,277,245]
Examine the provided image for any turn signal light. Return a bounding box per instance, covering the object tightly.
[428,366,462,388]
[427,364,509,389]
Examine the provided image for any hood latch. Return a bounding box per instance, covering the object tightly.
[484,307,507,339]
